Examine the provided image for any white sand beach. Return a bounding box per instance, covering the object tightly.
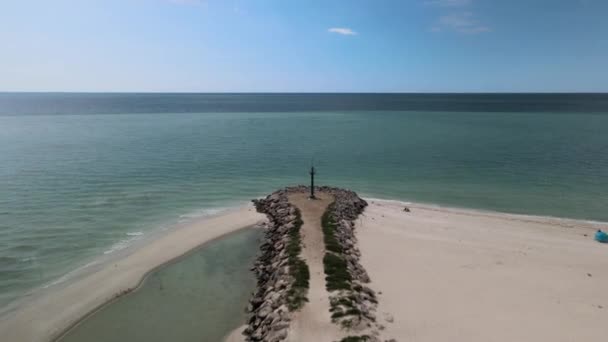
[0,204,265,342]
[4,196,608,342]
[359,199,608,342]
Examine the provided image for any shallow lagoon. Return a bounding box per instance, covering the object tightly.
[59,228,261,342]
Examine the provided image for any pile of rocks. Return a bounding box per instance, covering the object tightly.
[320,188,381,334]
[244,190,304,342]
[244,186,385,341]
[324,187,370,284]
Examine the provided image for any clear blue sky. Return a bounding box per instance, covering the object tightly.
[1,0,607,92]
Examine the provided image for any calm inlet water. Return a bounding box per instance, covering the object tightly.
[60,228,261,342]
[1,93,608,311]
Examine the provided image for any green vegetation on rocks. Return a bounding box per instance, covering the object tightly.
[322,206,352,291]
[322,203,363,327]
[320,191,380,333]
[286,208,310,310]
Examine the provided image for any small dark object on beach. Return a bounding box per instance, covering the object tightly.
[587,273,592,277]
[403,207,410,212]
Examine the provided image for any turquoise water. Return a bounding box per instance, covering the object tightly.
[1,94,608,310]
[59,228,261,342]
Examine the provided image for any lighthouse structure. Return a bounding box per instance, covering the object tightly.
[309,164,316,199]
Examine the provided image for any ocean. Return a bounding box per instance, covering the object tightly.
[1,93,608,311]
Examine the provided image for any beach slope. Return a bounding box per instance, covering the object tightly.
[359,200,608,342]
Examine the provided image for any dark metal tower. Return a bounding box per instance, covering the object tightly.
[309,164,316,199]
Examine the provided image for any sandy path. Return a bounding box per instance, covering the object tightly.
[0,205,265,342]
[287,192,347,342]
[358,199,608,342]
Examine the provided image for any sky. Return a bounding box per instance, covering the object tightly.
[1,0,607,92]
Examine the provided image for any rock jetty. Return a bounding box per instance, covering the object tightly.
[244,186,387,342]
[244,189,304,342]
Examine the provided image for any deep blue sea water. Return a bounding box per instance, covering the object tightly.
[1,93,608,310]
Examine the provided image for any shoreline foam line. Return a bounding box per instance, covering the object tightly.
[0,202,250,318]
[364,198,608,230]
[0,204,266,342]
[361,196,608,228]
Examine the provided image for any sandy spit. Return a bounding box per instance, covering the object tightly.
[0,204,265,342]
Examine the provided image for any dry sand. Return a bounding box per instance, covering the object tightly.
[359,199,608,342]
[0,204,265,342]
[287,192,348,342]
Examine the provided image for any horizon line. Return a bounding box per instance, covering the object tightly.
[1,91,608,95]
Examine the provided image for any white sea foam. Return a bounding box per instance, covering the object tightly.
[102,206,238,255]
[42,260,100,289]
[39,233,146,291]
[177,207,230,223]
[363,197,608,226]
[10,203,249,313]
[103,233,144,255]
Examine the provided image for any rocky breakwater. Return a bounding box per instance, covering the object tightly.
[244,189,309,342]
[320,188,387,341]
[325,187,371,286]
